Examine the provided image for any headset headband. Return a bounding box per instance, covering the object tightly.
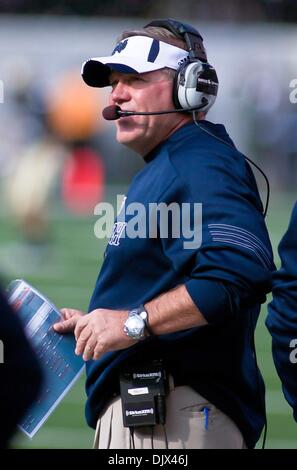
[144,18,208,63]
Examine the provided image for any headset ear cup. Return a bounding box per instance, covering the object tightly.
[176,61,218,113]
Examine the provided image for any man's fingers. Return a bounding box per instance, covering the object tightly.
[74,316,89,341]
[60,308,70,320]
[82,337,97,361]
[60,308,84,320]
[75,326,92,356]
[55,308,86,334]
[93,346,103,361]
[53,317,78,333]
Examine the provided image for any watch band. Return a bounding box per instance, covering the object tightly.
[139,304,154,337]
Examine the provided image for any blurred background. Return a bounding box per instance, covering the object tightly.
[0,0,296,449]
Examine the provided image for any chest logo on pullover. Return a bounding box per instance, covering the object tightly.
[109,222,127,246]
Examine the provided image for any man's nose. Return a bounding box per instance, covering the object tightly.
[111,81,130,104]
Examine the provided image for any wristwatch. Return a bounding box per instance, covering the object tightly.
[124,305,153,341]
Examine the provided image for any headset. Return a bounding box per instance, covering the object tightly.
[144,18,219,113]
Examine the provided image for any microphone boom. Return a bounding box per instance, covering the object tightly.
[102,101,208,121]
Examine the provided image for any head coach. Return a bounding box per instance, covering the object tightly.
[54,18,274,449]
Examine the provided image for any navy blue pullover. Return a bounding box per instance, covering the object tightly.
[86,121,274,448]
[266,202,297,420]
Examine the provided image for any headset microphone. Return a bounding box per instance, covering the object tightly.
[102,101,208,121]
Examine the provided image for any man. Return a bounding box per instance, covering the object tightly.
[54,19,274,449]
[266,202,297,419]
[0,288,42,447]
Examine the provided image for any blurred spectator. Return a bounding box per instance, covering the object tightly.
[47,70,105,215]
[2,59,65,246]
[5,68,105,248]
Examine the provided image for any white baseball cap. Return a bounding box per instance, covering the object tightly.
[81,35,189,88]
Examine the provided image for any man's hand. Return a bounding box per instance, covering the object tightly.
[53,308,85,333]
[74,309,136,361]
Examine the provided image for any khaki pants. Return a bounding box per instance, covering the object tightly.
[93,380,247,449]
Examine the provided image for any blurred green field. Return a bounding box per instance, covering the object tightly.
[0,188,296,449]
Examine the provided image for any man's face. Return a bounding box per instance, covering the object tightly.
[108,69,191,156]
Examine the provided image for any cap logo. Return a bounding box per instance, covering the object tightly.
[112,39,128,56]
[178,57,189,67]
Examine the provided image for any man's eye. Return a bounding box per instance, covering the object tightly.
[129,76,146,86]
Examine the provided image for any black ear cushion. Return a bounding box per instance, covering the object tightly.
[172,69,181,109]
[172,61,189,110]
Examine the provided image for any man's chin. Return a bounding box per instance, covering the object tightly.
[116,132,145,154]
[116,130,139,146]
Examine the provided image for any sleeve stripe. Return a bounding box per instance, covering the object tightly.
[208,223,273,269]
[209,231,271,267]
[211,237,271,269]
[208,224,271,258]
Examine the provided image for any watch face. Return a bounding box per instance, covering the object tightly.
[124,313,145,340]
